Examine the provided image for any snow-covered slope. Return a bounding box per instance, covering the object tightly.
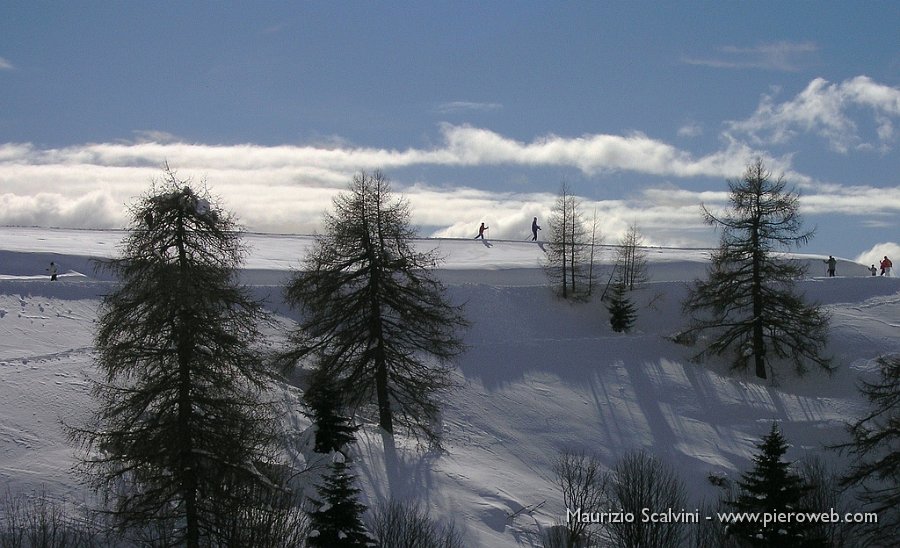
[1,227,898,546]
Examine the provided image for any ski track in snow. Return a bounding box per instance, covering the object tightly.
[1,228,899,546]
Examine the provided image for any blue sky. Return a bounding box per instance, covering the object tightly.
[1,1,899,263]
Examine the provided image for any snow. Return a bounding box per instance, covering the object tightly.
[1,226,899,545]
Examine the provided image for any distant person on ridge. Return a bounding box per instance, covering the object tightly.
[869,264,878,276]
[824,255,837,277]
[47,261,58,281]
[881,256,893,276]
[474,222,488,240]
[531,217,541,241]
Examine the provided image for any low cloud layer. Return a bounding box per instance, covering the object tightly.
[0,123,765,245]
[1,76,898,254]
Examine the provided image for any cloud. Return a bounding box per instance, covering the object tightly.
[129,130,185,144]
[0,56,13,70]
[2,124,762,180]
[800,185,900,216]
[682,41,818,72]
[855,242,900,270]
[437,124,759,178]
[262,23,286,35]
[435,101,503,114]
[0,131,746,247]
[1,117,896,249]
[0,191,122,229]
[677,122,703,138]
[727,76,900,153]
[423,186,714,248]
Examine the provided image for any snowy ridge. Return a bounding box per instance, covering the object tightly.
[1,227,899,546]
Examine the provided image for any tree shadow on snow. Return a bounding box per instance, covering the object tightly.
[353,429,442,506]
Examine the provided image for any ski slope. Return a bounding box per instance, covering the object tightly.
[1,227,898,546]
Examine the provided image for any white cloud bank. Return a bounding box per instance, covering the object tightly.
[0,121,775,249]
[2,76,898,252]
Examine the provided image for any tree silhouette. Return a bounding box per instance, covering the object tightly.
[308,458,372,548]
[727,423,824,546]
[682,159,831,379]
[70,168,288,547]
[285,171,468,445]
[306,386,371,548]
[544,182,589,299]
[834,354,900,545]
[607,281,637,333]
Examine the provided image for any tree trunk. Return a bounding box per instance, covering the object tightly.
[561,203,568,299]
[174,210,200,548]
[751,205,767,380]
[569,199,576,295]
[363,184,394,435]
[375,348,393,434]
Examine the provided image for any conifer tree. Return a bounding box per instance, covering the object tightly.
[309,458,372,548]
[306,389,371,548]
[305,370,358,455]
[726,423,824,547]
[607,281,637,333]
[285,171,468,445]
[682,159,831,379]
[70,168,287,547]
[834,354,900,545]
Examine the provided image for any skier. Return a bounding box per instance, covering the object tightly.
[869,264,878,276]
[881,256,893,276]
[474,222,489,240]
[531,217,541,241]
[47,261,58,281]
[823,255,836,277]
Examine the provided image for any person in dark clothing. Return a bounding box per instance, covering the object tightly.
[474,222,488,240]
[824,255,837,277]
[48,262,58,281]
[531,217,541,241]
[869,264,878,276]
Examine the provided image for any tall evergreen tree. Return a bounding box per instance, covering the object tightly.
[681,159,831,379]
[726,423,824,547]
[69,168,285,547]
[834,354,900,545]
[285,171,468,445]
[306,385,371,548]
